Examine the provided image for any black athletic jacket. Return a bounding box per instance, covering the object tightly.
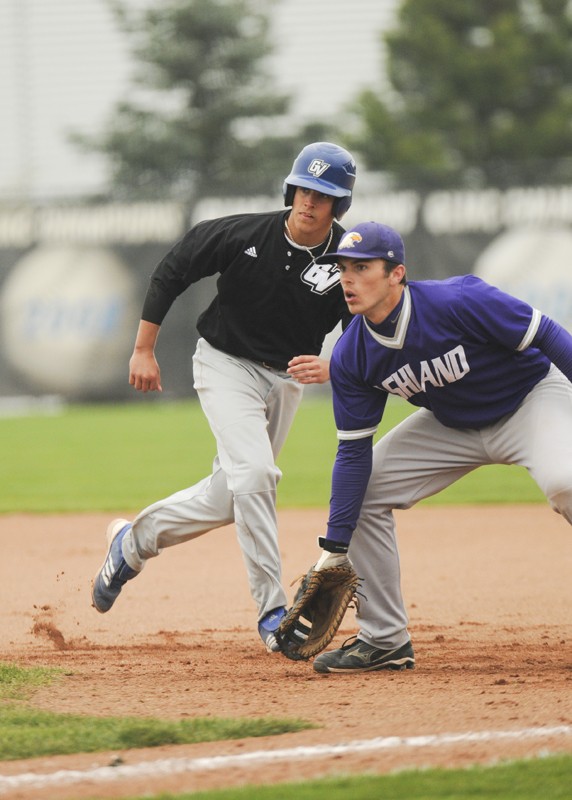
[141,209,351,370]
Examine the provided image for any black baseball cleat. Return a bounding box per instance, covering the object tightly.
[313,636,415,674]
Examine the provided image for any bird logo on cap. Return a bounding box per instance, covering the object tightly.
[339,231,362,250]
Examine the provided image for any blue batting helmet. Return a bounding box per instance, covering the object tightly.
[283,142,357,219]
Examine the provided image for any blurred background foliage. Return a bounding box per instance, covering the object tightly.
[73,0,572,202]
[72,0,337,207]
[347,0,572,189]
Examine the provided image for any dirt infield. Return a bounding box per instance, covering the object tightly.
[1,506,571,799]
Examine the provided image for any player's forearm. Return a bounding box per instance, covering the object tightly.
[132,319,161,354]
[325,437,373,545]
[129,320,163,392]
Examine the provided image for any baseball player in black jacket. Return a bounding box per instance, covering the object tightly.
[92,142,357,651]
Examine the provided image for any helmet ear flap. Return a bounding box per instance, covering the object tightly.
[334,195,351,220]
[283,183,295,208]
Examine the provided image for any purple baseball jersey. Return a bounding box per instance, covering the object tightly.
[326,275,560,544]
[331,275,550,433]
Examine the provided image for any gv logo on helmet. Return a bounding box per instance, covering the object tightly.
[307,159,331,178]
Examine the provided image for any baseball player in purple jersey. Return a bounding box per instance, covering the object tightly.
[303,220,572,674]
[91,142,357,652]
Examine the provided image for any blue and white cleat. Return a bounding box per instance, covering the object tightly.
[258,606,287,652]
[91,519,138,613]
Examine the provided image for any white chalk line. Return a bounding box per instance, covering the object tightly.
[1,725,571,794]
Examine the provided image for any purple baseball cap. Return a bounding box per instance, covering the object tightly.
[316,221,405,264]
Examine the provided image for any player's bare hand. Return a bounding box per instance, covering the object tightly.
[129,350,163,393]
[287,355,330,384]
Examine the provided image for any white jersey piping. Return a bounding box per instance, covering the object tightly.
[364,285,411,350]
[337,425,378,441]
[516,308,542,351]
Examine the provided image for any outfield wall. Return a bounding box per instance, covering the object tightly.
[1,186,571,401]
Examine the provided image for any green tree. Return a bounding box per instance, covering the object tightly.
[346,0,572,188]
[74,0,331,203]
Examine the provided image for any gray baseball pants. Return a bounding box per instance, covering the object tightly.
[122,338,303,620]
[349,365,572,650]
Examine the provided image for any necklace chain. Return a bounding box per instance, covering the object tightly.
[284,220,334,261]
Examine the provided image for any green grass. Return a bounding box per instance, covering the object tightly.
[1,401,214,513]
[0,664,310,761]
[124,754,572,799]
[0,662,63,701]
[0,707,310,761]
[0,395,544,513]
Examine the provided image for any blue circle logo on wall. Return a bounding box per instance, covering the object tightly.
[474,227,572,332]
[0,245,139,397]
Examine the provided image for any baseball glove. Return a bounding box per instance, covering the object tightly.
[276,558,360,661]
